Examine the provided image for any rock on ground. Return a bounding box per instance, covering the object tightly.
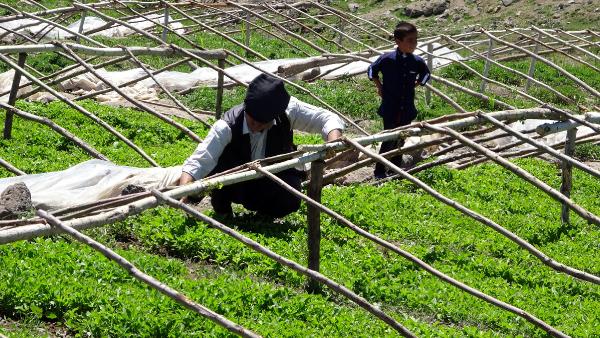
[0,183,33,220]
[405,0,449,18]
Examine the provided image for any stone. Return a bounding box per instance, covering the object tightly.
[0,183,33,220]
[404,0,449,18]
[121,184,147,196]
[348,2,360,12]
[502,0,514,6]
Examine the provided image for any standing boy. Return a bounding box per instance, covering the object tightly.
[367,21,430,179]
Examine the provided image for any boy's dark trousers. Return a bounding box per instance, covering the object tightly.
[210,168,303,218]
[374,115,407,176]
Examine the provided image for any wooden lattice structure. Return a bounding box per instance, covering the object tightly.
[0,1,599,337]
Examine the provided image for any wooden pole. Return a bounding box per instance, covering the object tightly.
[37,209,262,338]
[3,52,26,140]
[244,9,251,48]
[0,156,25,176]
[162,3,169,43]
[426,42,433,105]
[76,5,86,43]
[307,159,324,293]
[525,32,542,92]
[215,58,225,119]
[561,128,576,224]
[479,37,493,93]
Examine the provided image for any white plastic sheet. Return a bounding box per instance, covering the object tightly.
[0,160,181,210]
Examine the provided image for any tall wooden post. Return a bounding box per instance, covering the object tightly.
[525,32,542,92]
[425,42,433,106]
[77,6,87,43]
[3,53,27,140]
[244,10,251,47]
[306,159,324,293]
[560,128,576,224]
[162,4,169,43]
[337,18,345,47]
[479,37,494,93]
[215,58,225,119]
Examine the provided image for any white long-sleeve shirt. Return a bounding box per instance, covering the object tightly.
[182,96,345,180]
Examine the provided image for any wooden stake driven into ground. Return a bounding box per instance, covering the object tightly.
[37,209,262,338]
[250,163,569,338]
[150,190,416,338]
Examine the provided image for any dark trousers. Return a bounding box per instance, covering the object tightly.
[211,169,302,218]
[374,116,407,176]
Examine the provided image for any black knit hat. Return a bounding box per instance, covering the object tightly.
[244,73,290,123]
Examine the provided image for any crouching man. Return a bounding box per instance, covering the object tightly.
[178,73,344,218]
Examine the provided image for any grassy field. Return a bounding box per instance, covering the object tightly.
[1,1,600,337]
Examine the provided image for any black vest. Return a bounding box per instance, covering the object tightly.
[210,104,295,175]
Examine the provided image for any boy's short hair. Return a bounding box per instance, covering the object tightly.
[394,22,417,40]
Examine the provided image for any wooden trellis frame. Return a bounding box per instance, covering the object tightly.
[0,1,599,336]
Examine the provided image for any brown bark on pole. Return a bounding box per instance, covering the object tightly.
[561,128,576,224]
[37,209,262,338]
[216,58,225,120]
[3,52,26,140]
[307,159,324,293]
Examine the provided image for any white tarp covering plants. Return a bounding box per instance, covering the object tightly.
[0,14,184,42]
[0,160,181,210]
[54,42,463,104]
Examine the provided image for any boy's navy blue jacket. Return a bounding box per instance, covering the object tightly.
[367,49,430,124]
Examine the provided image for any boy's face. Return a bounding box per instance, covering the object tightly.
[395,32,418,54]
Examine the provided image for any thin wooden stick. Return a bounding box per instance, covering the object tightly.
[122,47,210,128]
[431,75,514,110]
[58,43,202,143]
[442,35,572,103]
[37,209,261,338]
[251,163,569,338]
[0,156,25,176]
[510,28,600,73]
[425,123,600,226]
[0,52,159,167]
[424,83,468,114]
[165,2,268,60]
[481,29,600,98]
[480,114,600,178]
[535,27,600,63]
[151,190,416,337]
[0,102,108,161]
[226,2,327,54]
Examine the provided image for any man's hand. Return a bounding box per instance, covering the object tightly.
[326,129,342,142]
[178,172,195,203]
